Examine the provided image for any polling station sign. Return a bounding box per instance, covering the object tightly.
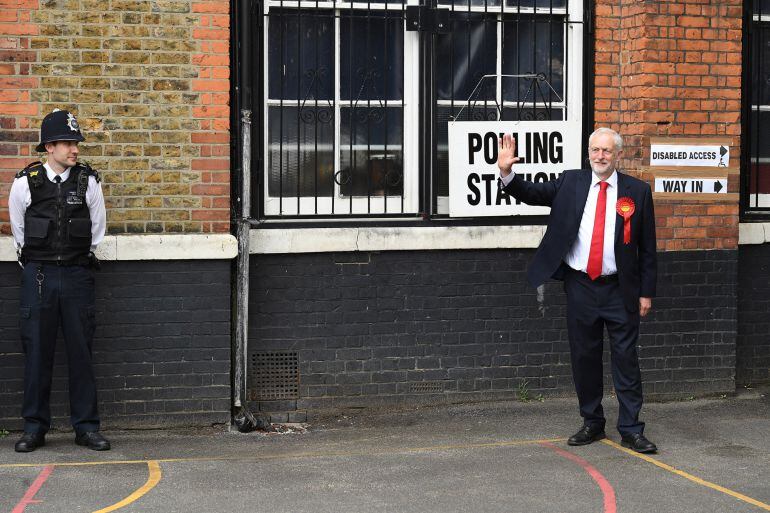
[448,121,581,217]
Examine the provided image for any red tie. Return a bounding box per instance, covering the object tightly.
[586,181,609,280]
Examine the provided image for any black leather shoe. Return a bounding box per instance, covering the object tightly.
[15,432,45,453]
[621,433,657,453]
[75,431,111,451]
[567,424,606,446]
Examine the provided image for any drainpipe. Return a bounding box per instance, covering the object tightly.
[232,0,253,411]
[234,109,251,409]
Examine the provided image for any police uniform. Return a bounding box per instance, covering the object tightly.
[8,110,109,452]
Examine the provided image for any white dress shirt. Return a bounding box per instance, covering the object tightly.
[564,171,617,275]
[8,162,107,252]
[500,169,618,276]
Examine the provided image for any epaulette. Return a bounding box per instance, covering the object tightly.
[15,161,44,178]
[73,161,101,183]
[15,161,45,188]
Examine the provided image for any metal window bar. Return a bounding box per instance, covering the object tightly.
[365,12,374,206]
[278,3,284,216]
[296,4,301,213]
[754,17,761,210]
[314,0,320,213]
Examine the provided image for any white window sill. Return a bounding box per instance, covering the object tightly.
[250,225,546,253]
[3,222,762,262]
[0,234,238,262]
[739,223,770,245]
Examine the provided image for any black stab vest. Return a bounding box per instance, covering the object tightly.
[22,169,92,263]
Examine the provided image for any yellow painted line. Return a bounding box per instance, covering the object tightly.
[0,437,566,469]
[602,439,770,512]
[91,460,162,513]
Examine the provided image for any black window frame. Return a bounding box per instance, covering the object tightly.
[743,0,770,219]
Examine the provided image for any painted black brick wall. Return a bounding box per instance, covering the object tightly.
[0,261,231,431]
[737,244,770,386]
[249,249,737,410]
[642,250,737,397]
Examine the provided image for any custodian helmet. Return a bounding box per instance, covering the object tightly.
[35,109,85,153]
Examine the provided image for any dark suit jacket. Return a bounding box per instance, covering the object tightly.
[502,169,657,312]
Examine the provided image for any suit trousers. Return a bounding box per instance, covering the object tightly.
[563,268,644,435]
[19,262,99,435]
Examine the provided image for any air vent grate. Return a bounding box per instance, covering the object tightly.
[248,351,299,400]
[409,381,445,394]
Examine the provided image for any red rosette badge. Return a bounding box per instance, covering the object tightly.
[616,197,635,244]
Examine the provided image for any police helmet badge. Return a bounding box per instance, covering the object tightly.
[66,112,80,132]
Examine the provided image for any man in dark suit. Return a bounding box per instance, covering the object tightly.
[497,127,658,453]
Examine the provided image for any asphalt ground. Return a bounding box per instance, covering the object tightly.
[1,389,769,513]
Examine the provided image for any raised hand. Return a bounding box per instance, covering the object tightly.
[497,134,520,177]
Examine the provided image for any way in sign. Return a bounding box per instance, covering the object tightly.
[662,180,703,193]
[654,178,727,194]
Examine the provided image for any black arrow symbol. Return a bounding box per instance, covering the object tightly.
[714,181,723,193]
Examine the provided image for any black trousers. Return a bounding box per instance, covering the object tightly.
[19,263,99,435]
[563,268,644,436]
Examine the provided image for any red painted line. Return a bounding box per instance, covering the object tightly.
[540,442,617,513]
[11,465,54,513]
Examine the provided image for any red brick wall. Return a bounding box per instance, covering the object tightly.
[2,0,745,243]
[0,0,38,209]
[0,0,231,235]
[594,0,742,251]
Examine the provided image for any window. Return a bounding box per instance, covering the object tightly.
[432,1,578,213]
[745,0,770,214]
[259,0,583,218]
[264,4,418,216]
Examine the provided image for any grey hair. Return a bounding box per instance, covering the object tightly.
[588,127,623,151]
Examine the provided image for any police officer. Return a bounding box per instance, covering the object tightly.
[8,109,110,452]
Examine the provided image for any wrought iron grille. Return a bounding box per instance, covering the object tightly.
[262,4,408,217]
[744,0,770,216]
[433,1,570,214]
[257,0,576,218]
